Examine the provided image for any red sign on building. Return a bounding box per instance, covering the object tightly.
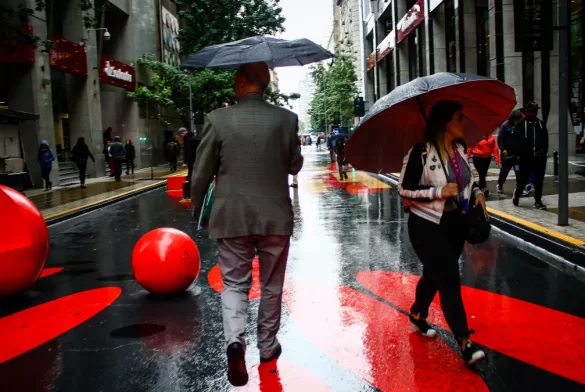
[366,51,378,72]
[49,38,88,76]
[396,0,425,44]
[377,30,396,62]
[0,25,35,64]
[99,57,136,90]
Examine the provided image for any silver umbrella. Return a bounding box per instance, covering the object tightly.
[182,36,334,69]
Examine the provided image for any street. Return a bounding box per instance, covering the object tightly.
[1,150,585,392]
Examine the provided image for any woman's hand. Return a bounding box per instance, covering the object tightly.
[441,183,460,199]
[475,192,488,217]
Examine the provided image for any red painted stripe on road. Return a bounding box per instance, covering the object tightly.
[356,271,585,386]
[39,267,64,278]
[234,358,331,392]
[283,280,488,392]
[208,258,261,300]
[0,287,122,364]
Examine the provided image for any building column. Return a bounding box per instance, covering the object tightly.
[432,4,447,72]
[395,0,409,85]
[10,1,57,188]
[534,0,576,167]
[62,0,105,178]
[502,0,522,105]
[461,0,478,74]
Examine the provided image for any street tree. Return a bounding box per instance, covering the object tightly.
[308,52,359,132]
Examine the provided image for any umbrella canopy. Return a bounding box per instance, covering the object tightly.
[182,36,334,69]
[346,73,517,174]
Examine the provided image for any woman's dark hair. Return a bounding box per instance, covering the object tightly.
[424,100,463,142]
[76,137,85,145]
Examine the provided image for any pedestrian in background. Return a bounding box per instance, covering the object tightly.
[38,140,54,191]
[105,139,114,177]
[497,110,523,194]
[166,137,180,172]
[467,133,500,197]
[398,100,487,366]
[108,136,126,182]
[71,137,94,188]
[191,62,303,387]
[335,136,348,180]
[326,132,336,162]
[179,127,199,189]
[513,101,549,210]
[125,139,135,175]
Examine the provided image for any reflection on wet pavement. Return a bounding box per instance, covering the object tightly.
[1,151,585,391]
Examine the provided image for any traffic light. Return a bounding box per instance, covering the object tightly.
[354,96,365,117]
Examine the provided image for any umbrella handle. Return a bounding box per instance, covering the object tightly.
[416,97,427,123]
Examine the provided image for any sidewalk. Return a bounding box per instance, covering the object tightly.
[383,169,585,265]
[25,165,186,221]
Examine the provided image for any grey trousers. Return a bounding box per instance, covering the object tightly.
[217,235,290,358]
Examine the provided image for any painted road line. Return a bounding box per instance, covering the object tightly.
[43,171,187,221]
[487,207,585,247]
[332,171,391,189]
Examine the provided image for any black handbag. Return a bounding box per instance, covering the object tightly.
[464,192,491,244]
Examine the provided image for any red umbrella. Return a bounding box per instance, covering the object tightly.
[346,73,517,173]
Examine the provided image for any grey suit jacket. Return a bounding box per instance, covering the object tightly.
[191,93,304,239]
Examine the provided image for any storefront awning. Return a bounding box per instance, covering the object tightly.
[0,108,39,123]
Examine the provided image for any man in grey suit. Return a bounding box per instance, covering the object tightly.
[191,62,303,386]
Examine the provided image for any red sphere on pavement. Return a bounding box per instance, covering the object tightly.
[132,228,200,294]
[0,185,49,298]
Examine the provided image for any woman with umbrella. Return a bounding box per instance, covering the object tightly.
[346,73,516,366]
[398,100,487,365]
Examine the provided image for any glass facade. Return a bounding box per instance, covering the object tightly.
[476,0,490,77]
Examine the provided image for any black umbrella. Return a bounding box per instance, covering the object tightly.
[182,36,334,69]
[346,73,517,174]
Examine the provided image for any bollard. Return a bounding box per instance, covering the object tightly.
[553,151,558,176]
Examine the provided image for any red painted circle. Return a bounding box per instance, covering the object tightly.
[0,185,49,298]
[208,258,261,300]
[132,228,200,294]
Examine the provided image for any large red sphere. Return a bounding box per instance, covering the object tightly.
[0,185,49,298]
[132,228,200,294]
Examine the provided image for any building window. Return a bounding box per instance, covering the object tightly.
[476,0,490,77]
[445,0,457,72]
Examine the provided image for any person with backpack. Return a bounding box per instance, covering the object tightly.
[166,137,180,172]
[71,136,95,188]
[335,136,348,180]
[497,110,523,194]
[398,100,487,366]
[513,101,549,210]
[38,140,55,190]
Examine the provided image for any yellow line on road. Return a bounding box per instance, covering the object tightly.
[487,207,585,247]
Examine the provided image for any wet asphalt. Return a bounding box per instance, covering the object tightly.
[1,150,585,392]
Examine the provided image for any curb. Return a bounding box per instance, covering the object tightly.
[44,180,167,226]
[377,173,585,268]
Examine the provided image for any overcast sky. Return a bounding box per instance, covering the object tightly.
[274,0,333,114]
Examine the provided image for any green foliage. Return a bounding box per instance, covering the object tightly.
[175,0,285,55]
[309,52,359,131]
[0,3,43,52]
[127,55,299,119]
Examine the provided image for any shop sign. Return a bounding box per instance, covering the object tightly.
[0,25,35,64]
[377,30,395,62]
[429,0,444,13]
[49,38,88,76]
[366,51,378,72]
[396,0,425,44]
[99,57,136,90]
[513,0,553,52]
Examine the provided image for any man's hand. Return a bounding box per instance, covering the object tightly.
[475,193,488,217]
[503,150,508,156]
[182,163,187,169]
[440,183,459,199]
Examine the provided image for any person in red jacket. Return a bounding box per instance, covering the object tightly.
[467,134,500,196]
